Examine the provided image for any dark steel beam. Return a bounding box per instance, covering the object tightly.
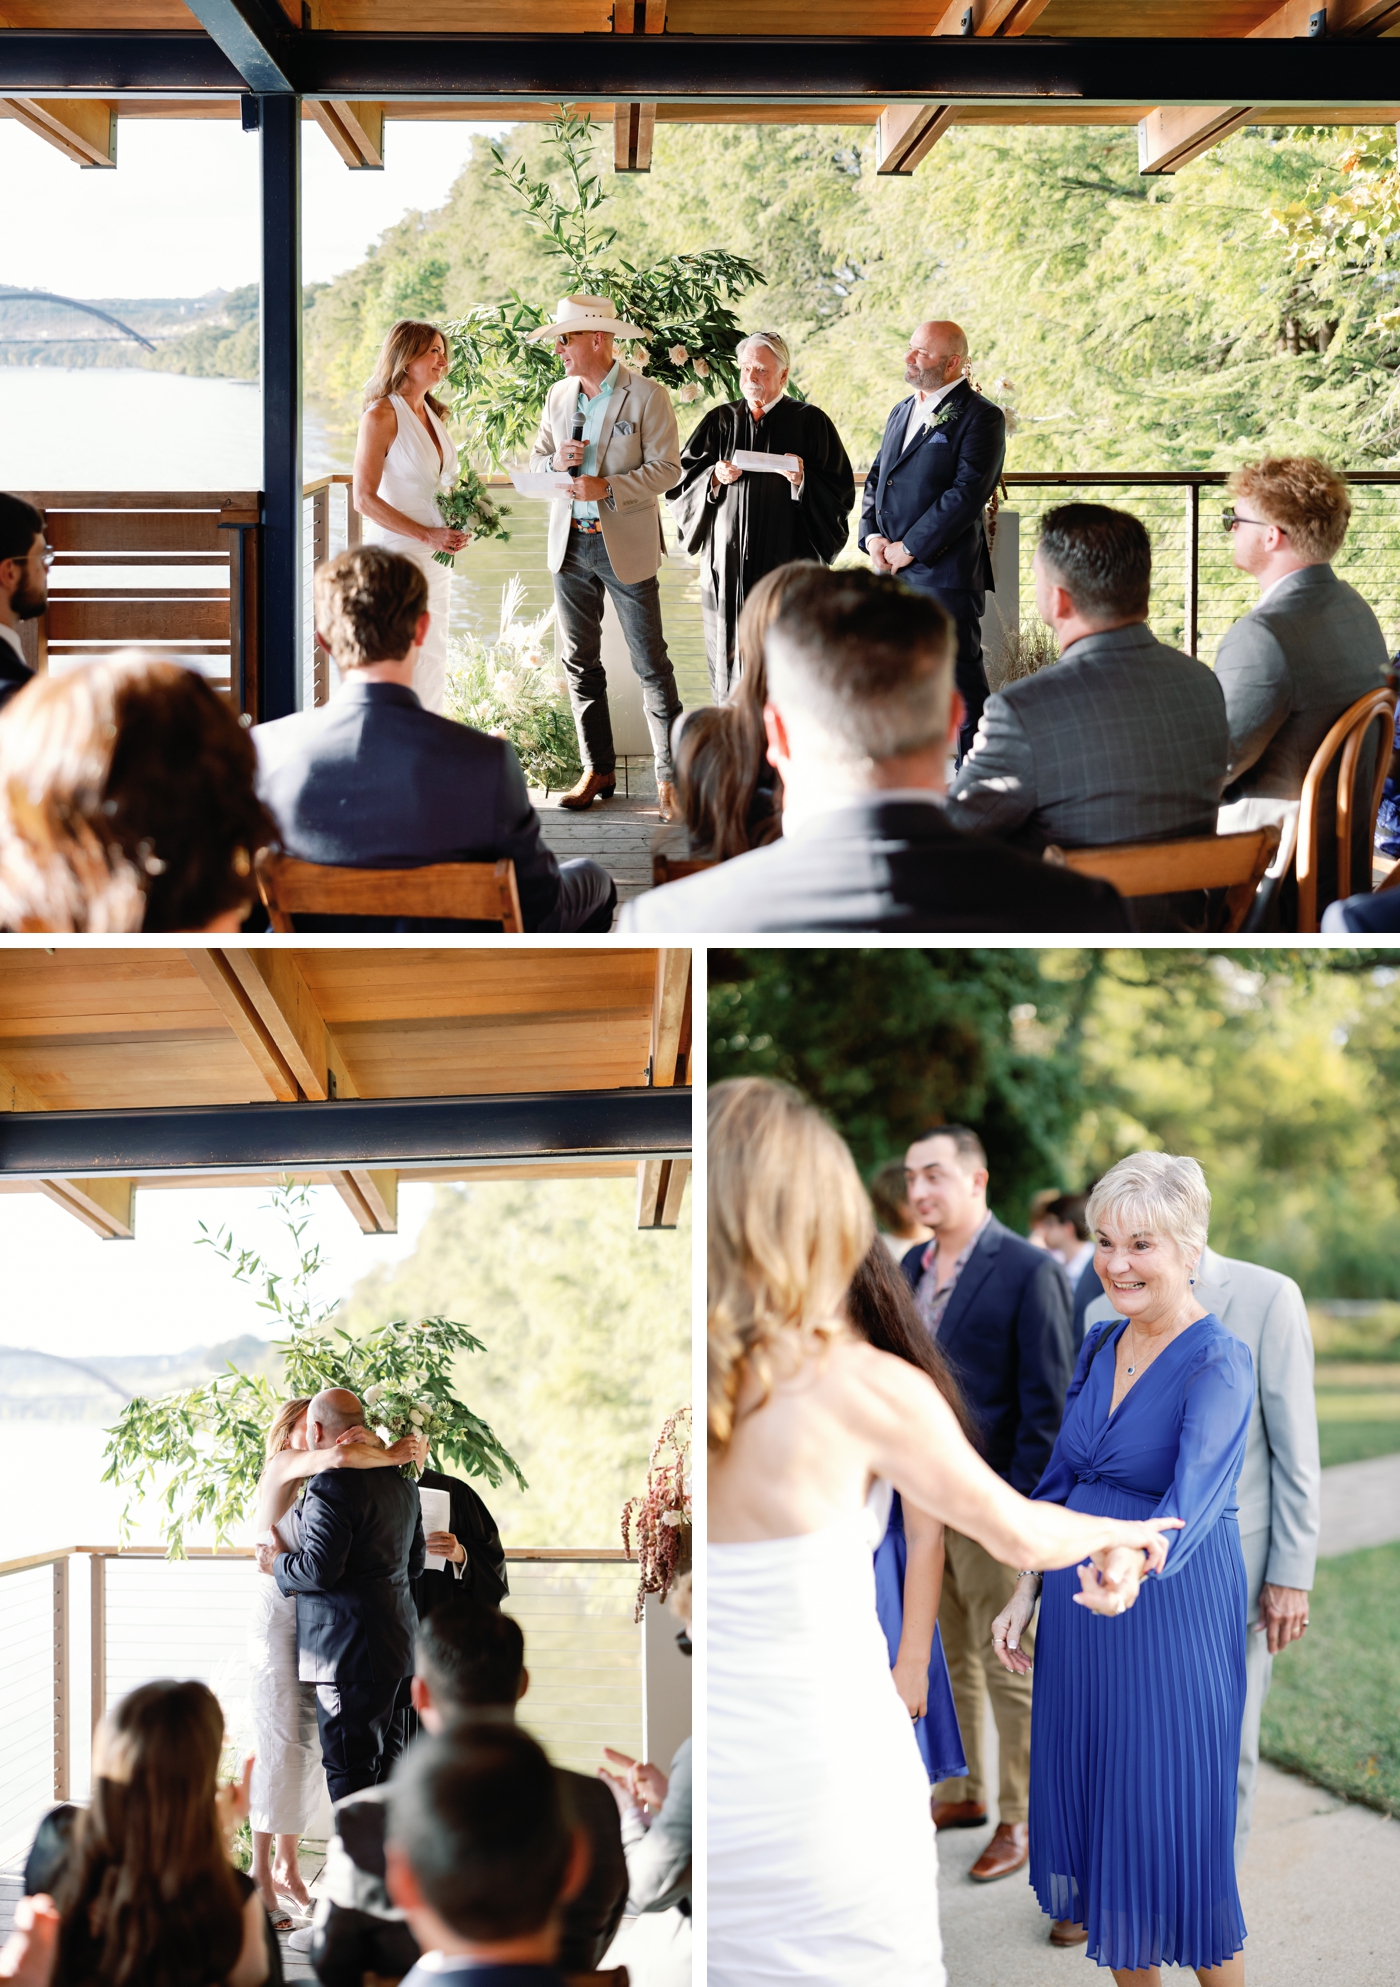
[4,34,1400,106]
[179,2,297,94]
[258,91,302,721]
[0,1088,692,1181]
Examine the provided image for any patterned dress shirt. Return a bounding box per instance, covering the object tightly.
[914,1212,991,1334]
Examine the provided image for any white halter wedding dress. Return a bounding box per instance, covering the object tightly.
[247,1499,327,1838]
[363,392,456,714]
[708,1481,945,1985]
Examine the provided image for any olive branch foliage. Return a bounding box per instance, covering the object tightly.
[101,1180,525,1559]
[443,106,765,464]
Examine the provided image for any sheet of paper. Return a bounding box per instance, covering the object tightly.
[509,469,572,498]
[730,449,800,475]
[419,1485,451,1573]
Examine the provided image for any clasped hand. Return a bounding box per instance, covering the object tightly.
[866,535,913,575]
[598,1746,668,1815]
[423,525,470,554]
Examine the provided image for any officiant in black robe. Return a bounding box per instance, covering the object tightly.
[668,331,855,701]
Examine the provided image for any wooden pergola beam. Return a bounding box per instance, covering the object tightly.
[637,950,691,1226]
[0,98,116,167]
[328,1167,399,1233]
[216,948,331,1101]
[1138,104,1253,174]
[876,0,1050,174]
[307,98,385,168]
[181,948,302,1103]
[613,0,664,173]
[38,1177,135,1242]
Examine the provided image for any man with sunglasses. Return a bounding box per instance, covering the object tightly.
[1215,458,1388,837]
[0,493,48,711]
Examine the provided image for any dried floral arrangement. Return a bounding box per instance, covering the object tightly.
[621,1404,692,1623]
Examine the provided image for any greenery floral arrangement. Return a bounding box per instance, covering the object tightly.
[443,576,583,792]
[443,107,764,464]
[620,1404,691,1622]
[101,1181,525,1557]
[435,457,511,568]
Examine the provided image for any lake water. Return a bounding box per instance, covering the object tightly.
[0,365,714,712]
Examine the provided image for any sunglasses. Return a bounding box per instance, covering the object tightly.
[1221,511,1284,535]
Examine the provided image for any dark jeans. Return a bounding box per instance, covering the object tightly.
[553,528,682,782]
[315,1678,403,1802]
[537,860,617,933]
[901,571,988,764]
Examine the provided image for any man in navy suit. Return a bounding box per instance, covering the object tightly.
[259,1388,426,1802]
[255,546,615,931]
[859,320,1006,759]
[900,1127,1073,1884]
[1040,1191,1100,1350]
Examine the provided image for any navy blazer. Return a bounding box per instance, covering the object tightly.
[254,679,565,930]
[858,379,1006,595]
[275,1468,425,1685]
[402,1969,565,1987]
[1071,1254,1103,1351]
[901,1216,1075,1494]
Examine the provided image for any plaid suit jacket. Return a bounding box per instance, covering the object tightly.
[948,621,1229,850]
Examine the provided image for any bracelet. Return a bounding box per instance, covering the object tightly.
[1017,1569,1041,1585]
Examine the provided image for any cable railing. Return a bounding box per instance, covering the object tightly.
[0,1544,642,1870]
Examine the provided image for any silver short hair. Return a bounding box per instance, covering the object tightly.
[738,331,791,373]
[1085,1152,1210,1265]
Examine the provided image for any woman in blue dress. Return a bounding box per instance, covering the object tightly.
[846,1244,968,1787]
[991,1152,1253,1984]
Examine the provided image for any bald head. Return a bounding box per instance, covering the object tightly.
[307,1388,365,1448]
[906,320,968,393]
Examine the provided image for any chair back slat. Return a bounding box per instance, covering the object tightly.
[652,852,718,888]
[256,853,524,931]
[1057,825,1280,931]
[1296,686,1397,932]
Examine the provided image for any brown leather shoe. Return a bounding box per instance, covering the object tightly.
[558,770,617,811]
[1050,1921,1088,1948]
[930,1799,988,1831]
[969,1822,1029,1882]
[657,778,680,822]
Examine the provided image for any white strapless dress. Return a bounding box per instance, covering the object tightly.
[708,1486,945,1986]
[248,1502,326,1836]
[363,392,456,714]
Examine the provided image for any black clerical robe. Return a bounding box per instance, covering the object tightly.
[668,396,854,701]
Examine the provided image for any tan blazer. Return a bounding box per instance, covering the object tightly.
[529,366,681,585]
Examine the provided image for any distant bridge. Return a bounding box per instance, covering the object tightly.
[0,1345,132,1402]
[0,288,156,351]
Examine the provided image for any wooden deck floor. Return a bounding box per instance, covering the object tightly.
[533,761,668,914]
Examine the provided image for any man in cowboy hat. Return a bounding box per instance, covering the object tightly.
[527,294,684,815]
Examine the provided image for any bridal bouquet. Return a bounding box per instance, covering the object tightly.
[362,1377,445,1475]
[434,461,511,567]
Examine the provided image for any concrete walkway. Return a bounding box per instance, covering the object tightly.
[1317,1451,1400,1558]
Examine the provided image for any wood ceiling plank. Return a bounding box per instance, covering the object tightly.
[0,1061,43,1112]
[181,950,301,1102]
[294,948,657,1024]
[0,4,188,21]
[314,0,612,23]
[0,950,233,1038]
[1034,0,1285,29]
[219,949,331,1100]
[0,1036,282,1111]
[649,951,692,1089]
[331,1012,654,1098]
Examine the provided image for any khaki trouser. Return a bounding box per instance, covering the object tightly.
[933,1528,1035,1826]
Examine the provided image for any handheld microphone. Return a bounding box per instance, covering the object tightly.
[571,395,587,447]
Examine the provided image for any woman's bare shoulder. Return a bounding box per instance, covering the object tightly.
[361,398,397,430]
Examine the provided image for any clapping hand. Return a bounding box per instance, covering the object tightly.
[599,1746,668,1814]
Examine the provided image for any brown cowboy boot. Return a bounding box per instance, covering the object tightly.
[657,779,681,822]
[558,769,617,811]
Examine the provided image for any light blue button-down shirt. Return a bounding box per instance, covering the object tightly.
[571,361,619,523]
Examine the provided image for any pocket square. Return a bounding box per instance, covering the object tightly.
[930,432,950,446]
[615,419,635,435]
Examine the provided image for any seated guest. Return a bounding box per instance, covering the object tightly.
[255,546,614,932]
[1216,456,1389,809]
[0,654,276,933]
[949,503,1229,852]
[386,1723,589,1987]
[618,566,1130,931]
[0,493,47,710]
[303,1599,626,1986]
[32,1679,277,1987]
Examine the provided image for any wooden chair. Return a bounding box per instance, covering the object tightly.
[652,851,718,888]
[563,1971,630,1986]
[255,851,524,932]
[1294,685,1397,931]
[1052,824,1281,932]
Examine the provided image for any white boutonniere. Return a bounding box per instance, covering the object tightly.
[925,399,961,437]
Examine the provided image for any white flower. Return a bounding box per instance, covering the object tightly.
[364,1383,386,1405]
[375,1425,392,1445]
[668,344,688,365]
[692,357,709,378]
[678,382,702,403]
[409,1409,425,1426]
[632,346,650,369]
[661,1508,686,1526]
[992,376,1016,396]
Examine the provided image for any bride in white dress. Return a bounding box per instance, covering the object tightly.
[248,1397,425,1926]
[707,1079,1184,1987]
[352,319,471,715]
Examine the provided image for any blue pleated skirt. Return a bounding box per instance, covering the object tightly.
[1027,1482,1248,1973]
[872,1498,967,1785]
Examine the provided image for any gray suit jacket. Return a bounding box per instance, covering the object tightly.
[1215,564,1390,803]
[1085,1245,1320,1589]
[949,621,1229,851]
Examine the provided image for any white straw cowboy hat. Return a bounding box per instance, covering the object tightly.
[525,293,649,344]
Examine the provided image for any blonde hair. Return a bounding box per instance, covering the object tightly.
[707,1077,872,1453]
[1227,457,1352,562]
[1085,1151,1211,1265]
[364,318,451,421]
[266,1396,312,1458]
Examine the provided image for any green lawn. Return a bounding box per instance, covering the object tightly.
[1314,1364,1400,1469]
[1260,1541,1400,1817]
